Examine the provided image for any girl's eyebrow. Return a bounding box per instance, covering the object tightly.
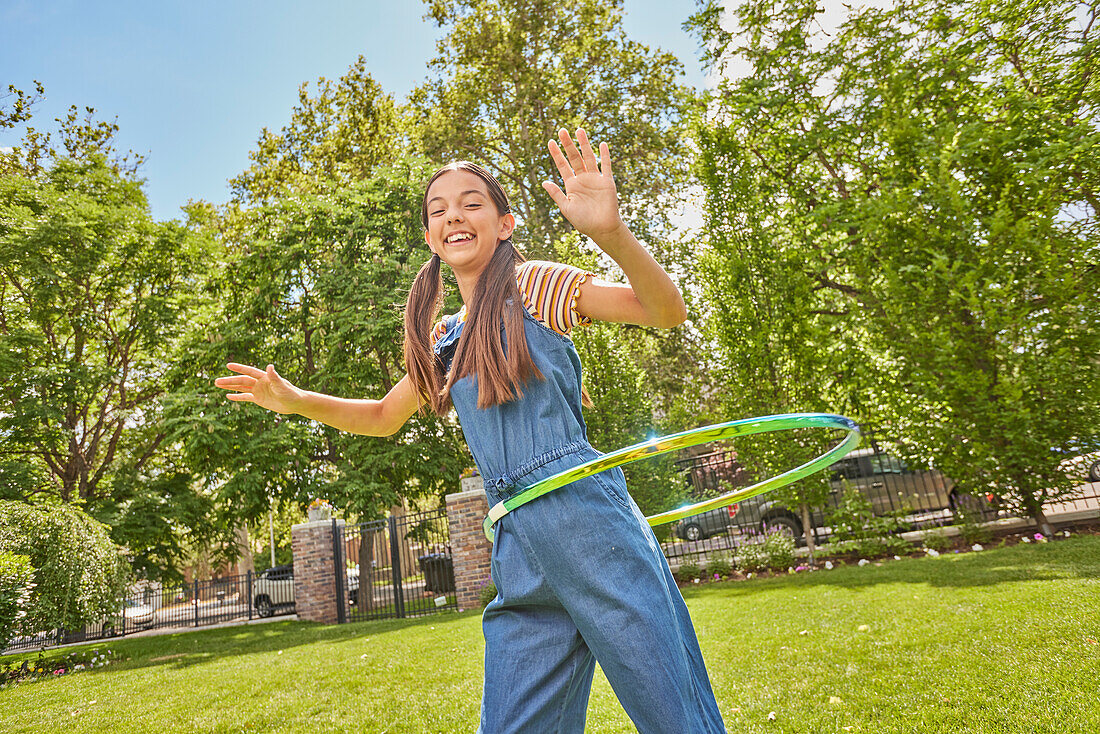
[426,190,487,205]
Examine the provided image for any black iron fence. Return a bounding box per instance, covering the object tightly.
[335,508,457,623]
[4,570,291,654]
[662,434,1001,567]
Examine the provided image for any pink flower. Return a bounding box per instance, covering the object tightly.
[1034,533,1044,540]
[53,669,64,675]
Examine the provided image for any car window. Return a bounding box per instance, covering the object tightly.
[869,454,908,474]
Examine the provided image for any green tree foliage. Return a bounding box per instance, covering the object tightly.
[0,147,227,574]
[167,159,468,522]
[691,0,1100,535]
[0,551,34,650]
[0,501,129,637]
[230,57,403,204]
[411,0,697,257]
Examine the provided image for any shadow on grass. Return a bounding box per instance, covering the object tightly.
[3,606,481,675]
[683,535,1100,600]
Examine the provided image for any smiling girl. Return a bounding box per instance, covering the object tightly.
[215,129,725,733]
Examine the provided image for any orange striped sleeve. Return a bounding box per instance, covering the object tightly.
[517,261,593,335]
[429,317,449,348]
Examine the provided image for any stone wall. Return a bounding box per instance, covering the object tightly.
[291,518,343,624]
[445,481,493,612]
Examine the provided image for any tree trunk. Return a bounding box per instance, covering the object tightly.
[799,503,816,564]
[1029,505,1056,539]
[235,525,255,575]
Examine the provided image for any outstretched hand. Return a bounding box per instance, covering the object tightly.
[542,128,624,241]
[214,363,302,415]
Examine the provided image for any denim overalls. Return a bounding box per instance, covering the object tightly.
[434,307,726,734]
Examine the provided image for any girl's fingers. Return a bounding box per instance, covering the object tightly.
[225,392,255,403]
[547,139,574,181]
[599,141,613,178]
[576,128,600,171]
[214,375,256,390]
[558,128,586,172]
[226,362,266,379]
[541,180,567,209]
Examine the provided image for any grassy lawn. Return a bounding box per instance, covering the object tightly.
[4,535,1098,733]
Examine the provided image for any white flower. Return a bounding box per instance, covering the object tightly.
[893,555,901,560]
[767,711,777,721]
[1021,536,1031,543]
[1063,530,1071,537]
[971,544,983,552]
[857,624,870,632]
[858,559,870,566]
[926,549,940,557]
[824,561,834,570]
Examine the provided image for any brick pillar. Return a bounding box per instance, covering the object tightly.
[446,480,493,612]
[291,518,344,624]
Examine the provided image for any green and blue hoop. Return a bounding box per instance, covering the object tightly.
[484,412,861,542]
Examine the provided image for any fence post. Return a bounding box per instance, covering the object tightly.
[388,515,405,619]
[445,482,493,612]
[247,570,253,621]
[290,518,344,624]
[332,518,347,624]
[193,579,200,627]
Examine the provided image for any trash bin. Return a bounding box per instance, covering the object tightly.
[418,553,456,593]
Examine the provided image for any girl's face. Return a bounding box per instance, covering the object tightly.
[423,170,514,277]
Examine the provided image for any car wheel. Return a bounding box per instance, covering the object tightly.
[255,596,273,618]
[683,523,704,542]
[762,515,802,539]
[1089,459,1100,483]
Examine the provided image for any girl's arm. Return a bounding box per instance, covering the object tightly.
[542,128,687,329]
[214,363,421,437]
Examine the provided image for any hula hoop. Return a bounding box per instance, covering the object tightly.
[483,412,861,542]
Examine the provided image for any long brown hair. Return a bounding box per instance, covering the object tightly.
[403,162,543,413]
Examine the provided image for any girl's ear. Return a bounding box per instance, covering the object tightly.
[499,212,516,241]
[424,228,439,256]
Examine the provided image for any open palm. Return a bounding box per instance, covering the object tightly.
[214,362,301,415]
[542,128,624,241]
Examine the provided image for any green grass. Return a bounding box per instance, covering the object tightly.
[4,536,1099,733]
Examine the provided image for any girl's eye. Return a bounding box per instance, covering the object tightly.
[430,210,444,216]
[466,204,481,209]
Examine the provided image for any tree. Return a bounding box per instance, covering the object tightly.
[165,159,468,526]
[410,0,698,259]
[0,501,130,638]
[230,57,403,205]
[690,0,1100,535]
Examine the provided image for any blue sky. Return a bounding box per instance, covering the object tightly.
[1,0,708,221]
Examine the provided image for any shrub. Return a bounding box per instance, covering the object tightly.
[0,551,35,650]
[922,529,953,552]
[954,504,994,546]
[0,502,130,636]
[735,539,768,572]
[825,487,914,558]
[674,562,701,582]
[761,530,796,570]
[707,555,732,578]
[478,580,498,608]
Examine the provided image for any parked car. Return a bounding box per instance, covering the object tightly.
[1055,440,1100,483]
[122,598,155,628]
[673,504,740,541]
[253,564,295,617]
[676,447,993,543]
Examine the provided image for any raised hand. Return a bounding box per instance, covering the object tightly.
[213,362,302,415]
[542,128,624,241]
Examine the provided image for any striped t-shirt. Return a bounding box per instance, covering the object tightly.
[430,260,593,346]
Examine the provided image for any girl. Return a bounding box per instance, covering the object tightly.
[215,129,726,733]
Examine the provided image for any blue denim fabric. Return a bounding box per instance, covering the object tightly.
[435,309,725,734]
